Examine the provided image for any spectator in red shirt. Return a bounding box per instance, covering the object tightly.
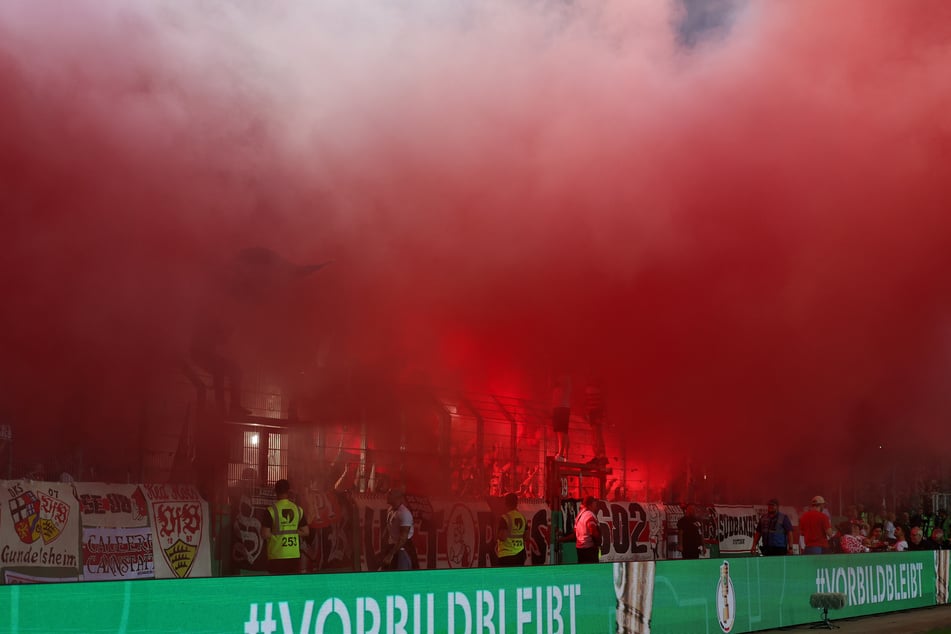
[800,495,833,555]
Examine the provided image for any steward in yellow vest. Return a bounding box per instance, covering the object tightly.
[261,479,310,574]
[496,492,527,566]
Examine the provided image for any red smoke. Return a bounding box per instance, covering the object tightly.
[2,1,950,504]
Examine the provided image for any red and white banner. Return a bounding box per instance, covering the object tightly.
[0,480,211,582]
[0,480,81,577]
[139,484,212,579]
[75,483,150,529]
[81,526,154,581]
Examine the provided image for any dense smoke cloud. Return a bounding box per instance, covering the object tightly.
[2,1,950,502]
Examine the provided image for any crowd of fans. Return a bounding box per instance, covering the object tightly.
[803,501,951,555]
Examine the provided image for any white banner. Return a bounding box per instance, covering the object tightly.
[82,526,154,581]
[140,484,212,579]
[714,505,759,554]
[75,483,150,528]
[595,500,667,563]
[3,569,80,584]
[0,480,81,575]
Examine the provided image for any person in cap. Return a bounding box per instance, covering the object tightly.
[751,498,794,556]
[799,495,833,555]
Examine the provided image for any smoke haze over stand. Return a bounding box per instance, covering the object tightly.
[1,1,951,505]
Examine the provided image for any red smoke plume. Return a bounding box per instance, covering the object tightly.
[2,1,950,502]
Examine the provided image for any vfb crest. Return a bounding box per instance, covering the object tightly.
[154,501,203,577]
[8,487,70,545]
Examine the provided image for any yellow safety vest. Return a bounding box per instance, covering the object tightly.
[497,509,527,557]
[267,498,303,560]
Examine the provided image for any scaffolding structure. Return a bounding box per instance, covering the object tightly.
[146,372,641,506]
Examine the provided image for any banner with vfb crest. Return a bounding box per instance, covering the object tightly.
[139,483,212,579]
[0,480,82,582]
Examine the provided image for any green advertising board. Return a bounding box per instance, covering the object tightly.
[649,551,939,633]
[2,552,945,633]
[0,565,616,633]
